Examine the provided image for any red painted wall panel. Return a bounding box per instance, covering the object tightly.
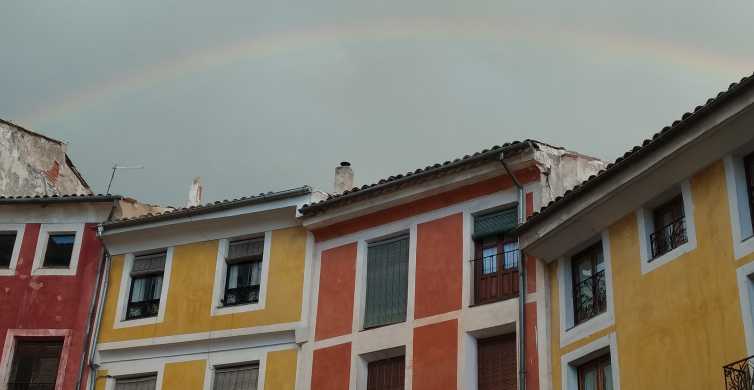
[315,243,357,341]
[0,223,103,390]
[413,319,458,390]
[311,343,351,390]
[414,214,462,319]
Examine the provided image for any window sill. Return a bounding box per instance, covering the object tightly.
[641,240,695,275]
[114,314,162,329]
[30,266,76,276]
[734,234,754,260]
[211,300,265,316]
[361,320,405,332]
[560,311,612,348]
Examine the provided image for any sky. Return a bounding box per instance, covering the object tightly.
[1,1,753,206]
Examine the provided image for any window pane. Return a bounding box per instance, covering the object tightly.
[503,242,518,269]
[43,233,75,267]
[224,261,261,306]
[115,375,157,390]
[214,364,259,390]
[127,274,162,320]
[9,340,63,388]
[482,247,497,274]
[603,363,614,390]
[582,369,597,390]
[0,232,16,268]
[364,235,409,328]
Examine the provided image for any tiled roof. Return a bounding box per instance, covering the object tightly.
[299,140,537,216]
[517,72,754,233]
[103,186,312,230]
[0,193,121,204]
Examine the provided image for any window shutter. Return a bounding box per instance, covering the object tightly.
[227,238,264,263]
[131,252,166,276]
[213,364,259,390]
[473,208,518,240]
[115,375,157,390]
[364,235,409,328]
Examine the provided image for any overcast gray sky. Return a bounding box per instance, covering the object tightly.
[2,1,753,206]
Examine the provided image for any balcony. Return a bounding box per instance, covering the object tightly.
[724,355,754,390]
[650,217,688,259]
[573,270,607,325]
[471,249,519,306]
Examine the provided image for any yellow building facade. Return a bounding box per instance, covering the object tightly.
[89,187,317,390]
[519,77,754,390]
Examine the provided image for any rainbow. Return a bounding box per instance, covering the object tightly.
[18,16,754,126]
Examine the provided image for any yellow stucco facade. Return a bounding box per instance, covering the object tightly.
[548,160,754,389]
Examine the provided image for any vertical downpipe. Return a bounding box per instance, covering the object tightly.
[500,151,527,390]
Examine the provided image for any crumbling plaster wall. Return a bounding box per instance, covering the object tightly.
[534,144,607,208]
[0,121,90,196]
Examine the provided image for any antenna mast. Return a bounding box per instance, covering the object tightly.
[106,164,144,194]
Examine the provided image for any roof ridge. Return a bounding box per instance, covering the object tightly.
[0,118,65,144]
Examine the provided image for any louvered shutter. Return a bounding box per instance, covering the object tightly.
[213,364,259,390]
[364,235,409,328]
[367,356,405,390]
[473,208,518,239]
[477,334,517,390]
[227,238,264,263]
[115,375,157,390]
[131,252,166,276]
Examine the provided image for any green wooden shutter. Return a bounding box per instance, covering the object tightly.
[364,235,409,328]
[473,208,518,239]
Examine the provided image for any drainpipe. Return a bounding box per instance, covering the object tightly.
[500,150,526,390]
[85,249,111,390]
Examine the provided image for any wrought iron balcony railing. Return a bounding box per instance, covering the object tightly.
[126,298,160,320]
[471,249,519,305]
[650,217,688,259]
[573,270,607,325]
[724,355,754,390]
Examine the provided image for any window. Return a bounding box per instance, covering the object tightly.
[578,355,613,390]
[42,233,75,268]
[0,232,17,268]
[126,251,166,320]
[572,243,607,326]
[115,375,158,390]
[8,340,63,390]
[223,238,264,307]
[367,356,405,390]
[745,152,754,232]
[213,364,259,390]
[364,235,409,329]
[477,334,516,390]
[649,195,687,259]
[472,208,519,305]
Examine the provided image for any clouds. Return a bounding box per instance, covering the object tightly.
[1,1,752,205]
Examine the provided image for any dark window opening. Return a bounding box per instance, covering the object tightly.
[126,251,166,320]
[213,363,259,390]
[477,334,517,390]
[578,355,613,390]
[572,242,607,326]
[649,195,687,259]
[0,232,17,268]
[364,235,409,329]
[8,340,63,390]
[42,233,75,268]
[115,375,157,390]
[745,152,754,232]
[223,238,264,307]
[367,356,405,390]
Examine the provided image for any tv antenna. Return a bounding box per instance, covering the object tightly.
[106,164,144,194]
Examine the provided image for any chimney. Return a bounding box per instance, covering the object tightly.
[334,162,354,194]
[187,177,203,207]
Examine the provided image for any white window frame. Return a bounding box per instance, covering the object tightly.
[561,333,621,390]
[0,329,72,390]
[210,232,272,316]
[31,223,85,276]
[203,351,266,390]
[636,180,697,275]
[558,231,615,347]
[113,247,174,329]
[737,261,754,356]
[725,150,754,260]
[0,224,25,276]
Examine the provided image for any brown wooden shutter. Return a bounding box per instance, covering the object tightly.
[367,356,405,390]
[477,334,517,390]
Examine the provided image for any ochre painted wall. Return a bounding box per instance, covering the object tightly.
[548,160,752,389]
[311,342,351,390]
[314,243,357,341]
[98,227,307,342]
[412,319,458,390]
[264,348,298,390]
[414,213,463,319]
[163,360,206,390]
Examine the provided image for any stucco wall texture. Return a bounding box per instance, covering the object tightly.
[0,223,102,390]
[414,214,463,319]
[549,160,752,390]
[314,243,357,341]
